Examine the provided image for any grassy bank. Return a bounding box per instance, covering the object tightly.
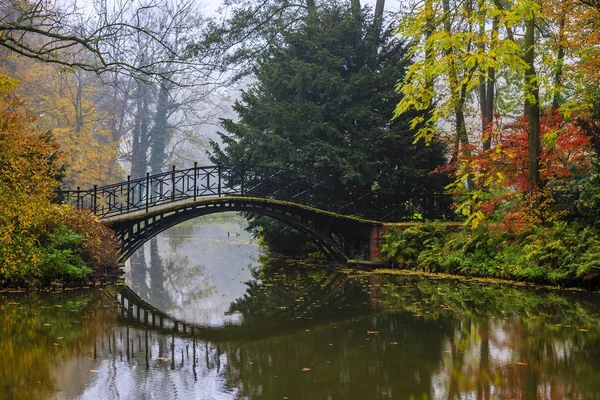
[379,221,600,290]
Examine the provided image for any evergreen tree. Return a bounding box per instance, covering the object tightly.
[211,4,447,197]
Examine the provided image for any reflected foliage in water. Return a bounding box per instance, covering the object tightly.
[0,291,116,399]
[2,221,600,399]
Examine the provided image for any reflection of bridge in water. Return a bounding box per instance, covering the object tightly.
[110,269,383,342]
[56,163,453,262]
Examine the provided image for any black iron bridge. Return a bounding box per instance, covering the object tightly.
[55,163,452,262]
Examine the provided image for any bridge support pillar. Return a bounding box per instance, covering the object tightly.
[369,224,389,262]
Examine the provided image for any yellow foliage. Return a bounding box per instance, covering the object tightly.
[0,73,63,281]
[1,55,123,188]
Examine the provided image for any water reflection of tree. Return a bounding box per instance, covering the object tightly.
[227,257,375,326]
[0,292,117,399]
[128,238,170,311]
[378,275,600,399]
[129,235,215,313]
[8,272,600,399]
[161,249,216,308]
[216,313,449,399]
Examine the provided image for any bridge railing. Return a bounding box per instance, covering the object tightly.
[55,163,454,221]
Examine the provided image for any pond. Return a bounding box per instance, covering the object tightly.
[1,216,600,399]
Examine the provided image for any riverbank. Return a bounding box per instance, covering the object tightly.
[379,221,600,290]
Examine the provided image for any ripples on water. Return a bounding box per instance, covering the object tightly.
[2,219,600,399]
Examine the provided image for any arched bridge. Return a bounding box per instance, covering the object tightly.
[55,163,452,262]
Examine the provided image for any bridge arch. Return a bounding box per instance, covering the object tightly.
[106,197,374,262]
[55,163,453,264]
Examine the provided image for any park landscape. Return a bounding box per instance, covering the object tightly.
[2,0,600,398]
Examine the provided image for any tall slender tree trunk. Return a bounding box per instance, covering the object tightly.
[131,94,151,179]
[149,80,171,174]
[424,0,434,96]
[481,16,498,151]
[552,14,566,110]
[524,12,541,187]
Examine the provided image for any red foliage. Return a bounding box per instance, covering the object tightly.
[449,111,594,226]
[473,111,593,192]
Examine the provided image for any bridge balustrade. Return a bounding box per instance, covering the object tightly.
[54,163,453,222]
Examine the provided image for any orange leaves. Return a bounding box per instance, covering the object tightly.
[469,111,592,194]
[450,110,594,228]
[53,207,120,271]
[0,73,63,283]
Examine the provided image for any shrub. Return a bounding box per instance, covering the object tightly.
[380,223,446,267]
[48,206,121,273]
[37,224,91,284]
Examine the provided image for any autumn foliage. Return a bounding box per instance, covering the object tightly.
[0,73,120,286]
[449,111,594,228]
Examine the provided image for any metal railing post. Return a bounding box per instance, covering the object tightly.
[217,163,222,197]
[126,175,131,212]
[145,172,150,213]
[193,162,198,201]
[76,186,81,210]
[93,185,98,215]
[171,165,176,201]
[240,160,245,196]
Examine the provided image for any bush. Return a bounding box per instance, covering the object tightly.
[380,223,446,267]
[381,220,600,287]
[57,207,120,272]
[38,224,91,284]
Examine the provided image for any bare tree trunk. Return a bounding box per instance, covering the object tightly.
[131,94,151,179]
[524,13,541,187]
[552,14,566,110]
[149,80,171,174]
[482,18,497,150]
[478,11,487,148]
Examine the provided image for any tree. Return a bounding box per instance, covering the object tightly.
[211,3,447,197]
[0,73,62,280]
[0,0,214,84]
[394,0,598,191]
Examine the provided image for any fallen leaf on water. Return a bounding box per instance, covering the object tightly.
[57,337,64,340]
[88,370,98,373]
[43,323,52,327]
[301,368,311,372]
[579,329,589,332]
[390,342,399,345]
[367,330,379,335]
[516,362,528,366]
[153,357,169,362]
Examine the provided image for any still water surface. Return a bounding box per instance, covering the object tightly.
[2,217,600,399]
